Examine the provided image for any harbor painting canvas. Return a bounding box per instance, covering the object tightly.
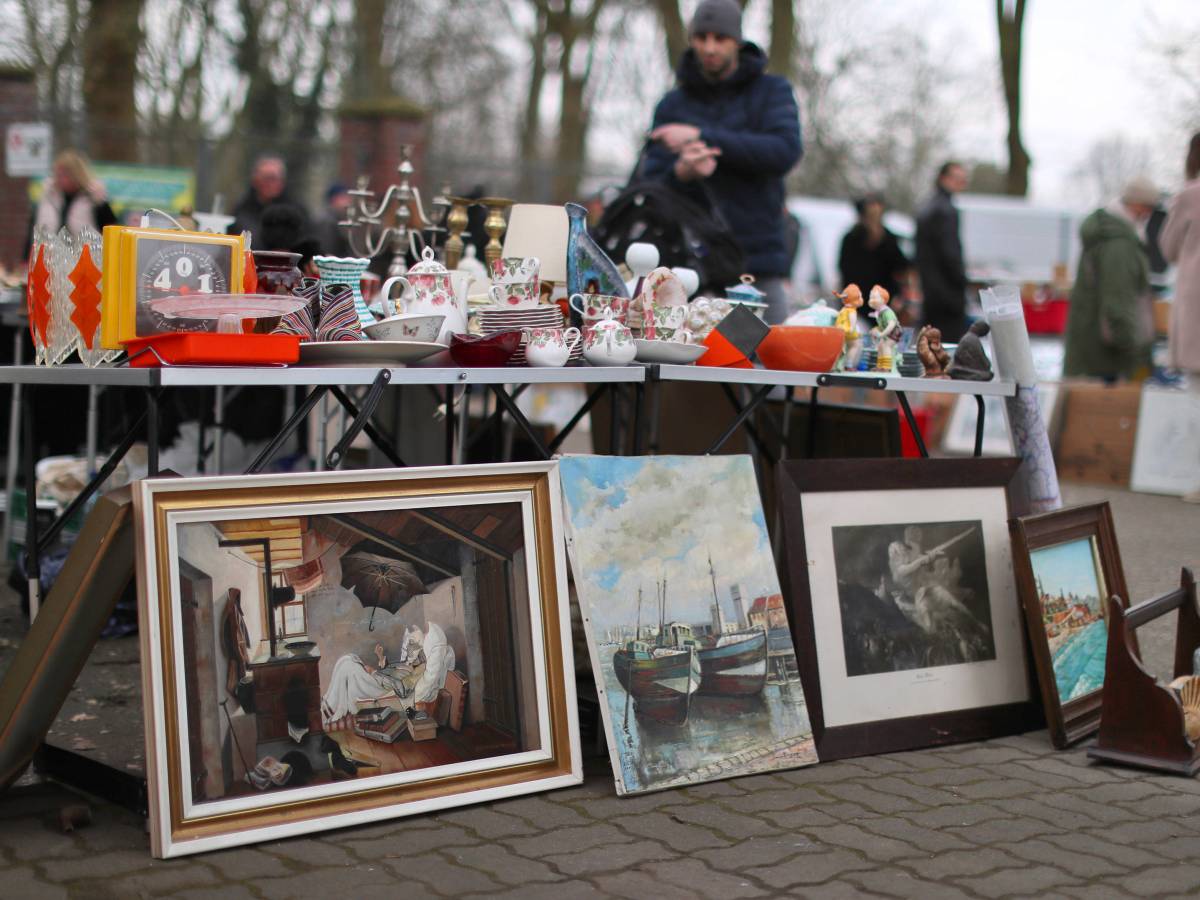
[559,454,817,795]
[1029,537,1108,703]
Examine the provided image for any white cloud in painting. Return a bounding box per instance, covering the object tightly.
[560,455,780,632]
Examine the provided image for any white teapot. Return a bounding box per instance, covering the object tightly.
[380,247,468,343]
[582,309,636,367]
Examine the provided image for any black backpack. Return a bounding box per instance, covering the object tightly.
[593,180,746,294]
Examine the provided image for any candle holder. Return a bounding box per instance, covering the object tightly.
[478,197,513,269]
[340,144,437,277]
[444,196,474,269]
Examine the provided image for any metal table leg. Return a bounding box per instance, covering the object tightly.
[145,388,160,476]
[806,387,821,458]
[3,327,23,550]
[22,383,39,618]
[547,385,608,455]
[246,386,331,474]
[896,390,929,458]
[973,394,987,457]
[491,384,551,460]
[706,384,775,455]
[328,383,407,468]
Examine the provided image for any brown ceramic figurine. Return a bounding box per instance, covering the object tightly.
[947,320,995,381]
[916,325,951,378]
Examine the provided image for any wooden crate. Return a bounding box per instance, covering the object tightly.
[1054,380,1143,485]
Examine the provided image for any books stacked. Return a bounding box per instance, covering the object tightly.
[408,709,437,742]
[352,706,405,743]
[247,756,291,791]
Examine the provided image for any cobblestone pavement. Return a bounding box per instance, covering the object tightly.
[0,484,1196,898]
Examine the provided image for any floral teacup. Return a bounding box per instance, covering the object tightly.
[644,302,690,341]
[488,280,541,309]
[523,326,581,367]
[569,292,629,326]
[491,256,540,284]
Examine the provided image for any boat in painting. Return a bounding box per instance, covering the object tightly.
[613,641,701,725]
[697,627,768,696]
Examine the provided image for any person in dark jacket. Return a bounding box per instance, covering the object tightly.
[1063,177,1157,382]
[838,193,909,301]
[641,0,802,324]
[229,155,310,243]
[916,162,970,341]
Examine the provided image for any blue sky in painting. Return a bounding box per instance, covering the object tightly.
[1031,538,1105,601]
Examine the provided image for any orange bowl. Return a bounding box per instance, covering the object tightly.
[756,325,844,372]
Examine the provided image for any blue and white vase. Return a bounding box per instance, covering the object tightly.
[313,255,373,334]
[565,203,629,302]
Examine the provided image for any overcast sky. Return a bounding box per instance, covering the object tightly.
[920,0,1192,206]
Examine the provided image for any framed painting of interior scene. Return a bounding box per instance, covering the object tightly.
[134,462,580,858]
[1010,502,1130,749]
[778,457,1041,762]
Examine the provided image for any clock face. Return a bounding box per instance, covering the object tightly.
[134,237,234,335]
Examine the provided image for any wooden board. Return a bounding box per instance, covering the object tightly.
[1054,381,1142,485]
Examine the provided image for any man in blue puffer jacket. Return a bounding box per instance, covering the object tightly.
[641,0,803,323]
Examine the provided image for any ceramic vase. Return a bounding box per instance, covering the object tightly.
[252,251,304,296]
[314,255,372,333]
[565,202,628,327]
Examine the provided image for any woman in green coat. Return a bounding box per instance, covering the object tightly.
[1063,178,1158,381]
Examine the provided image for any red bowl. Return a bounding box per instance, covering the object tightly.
[449,330,522,367]
[756,325,844,372]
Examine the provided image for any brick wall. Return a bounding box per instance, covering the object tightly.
[0,68,37,268]
[337,99,427,222]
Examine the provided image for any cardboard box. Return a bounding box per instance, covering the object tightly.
[1154,299,1172,337]
[1054,380,1143,485]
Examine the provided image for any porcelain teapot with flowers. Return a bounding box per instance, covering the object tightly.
[380,247,467,342]
[582,308,636,366]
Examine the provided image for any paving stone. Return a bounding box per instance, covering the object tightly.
[995,838,1125,878]
[265,836,360,867]
[637,858,769,899]
[1069,780,1177,804]
[954,864,1082,898]
[1093,818,1190,845]
[1118,864,1200,897]
[494,794,594,828]
[384,851,501,894]
[943,814,1054,846]
[932,744,1035,766]
[867,775,966,807]
[1058,885,1140,900]
[820,782,925,815]
[0,866,68,900]
[754,847,875,889]
[98,861,224,896]
[988,796,1099,830]
[342,822,478,858]
[847,868,975,899]
[902,801,1004,830]
[851,754,916,775]
[880,749,955,772]
[38,850,166,883]
[504,822,631,859]
[573,792,697,818]
[205,847,294,880]
[610,810,731,852]
[857,817,973,853]
[757,805,842,831]
[721,785,827,813]
[258,865,397,899]
[172,887,258,900]
[435,807,539,839]
[900,846,1024,880]
[953,777,1044,801]
[465,880,608,900]
[777,764,868,786]
[812,823,916,863]
[904,767,989,788]
[442,842,563,885]
[0,823,79,861]
[678,779,752,799]
[662,801,777,840]
[777,880,887,899]
[1042,831,1167,869]
[544,837,678,876]
[704,835,820,871]
[1116,793,1200,819]
[591,868,706,900]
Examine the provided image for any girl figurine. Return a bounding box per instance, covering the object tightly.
[868,284,901,372]
[834,284,864,371]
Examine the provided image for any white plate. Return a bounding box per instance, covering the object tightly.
[298,340,445,366]
[634,339,707,365]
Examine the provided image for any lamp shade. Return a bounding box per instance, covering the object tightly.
[502,204,569,283]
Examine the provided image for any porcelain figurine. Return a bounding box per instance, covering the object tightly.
[916,325,952,378]
[582,309,636,366]
[834,284,864,372]
[565,202,629,302]
[947,320,995,381]
[524,326,581,367]
[625,242,659,297]
[867,284,901,372]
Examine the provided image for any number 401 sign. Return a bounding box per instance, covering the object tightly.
[100,225,246,349]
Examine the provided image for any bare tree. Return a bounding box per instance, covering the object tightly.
[1070,134,1153,209]
[82,0,143,162]
[996,0,1030,196]
[11,0,85,141]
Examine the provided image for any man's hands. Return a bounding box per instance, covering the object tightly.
[650,123,701,152]
[651,123,720,182]
[674,140,721,182]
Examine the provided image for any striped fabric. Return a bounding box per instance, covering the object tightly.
[316,284,363,342]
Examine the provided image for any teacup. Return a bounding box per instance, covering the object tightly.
[523,326,581,367]
[645,302,689,341]
[491,256,540,284]
[569,292,629,326]
[488,280,541,309]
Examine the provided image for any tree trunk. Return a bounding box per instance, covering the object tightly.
[81,0,143,162]
[554,35,589,204]
[996,0,1030,196]
[768,0,796,80]
[653,0,686,71]
[352,0,392,100]
[518,6,550,200]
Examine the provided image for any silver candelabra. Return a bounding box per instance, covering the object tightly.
[339,145,451,276]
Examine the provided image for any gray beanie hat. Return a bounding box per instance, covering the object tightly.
[690,0,743,42]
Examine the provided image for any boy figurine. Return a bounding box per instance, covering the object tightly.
[834,283,864,371]
[868,284,901,372]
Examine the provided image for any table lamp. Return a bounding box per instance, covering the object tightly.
[502,204,569,289]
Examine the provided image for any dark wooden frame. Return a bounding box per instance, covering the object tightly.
[1009,503,1131,749]
[778,457,1041,761]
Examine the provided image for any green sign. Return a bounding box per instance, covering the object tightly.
[29,162,195,219]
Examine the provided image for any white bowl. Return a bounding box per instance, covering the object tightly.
[634,339,707,365]
[364,313,446,343]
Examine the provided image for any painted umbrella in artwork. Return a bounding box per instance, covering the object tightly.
[340,551,427,631]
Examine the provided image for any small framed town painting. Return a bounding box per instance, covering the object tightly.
[134,462,580,858]
[1010,502,1130,749]
[778,457,1041,762]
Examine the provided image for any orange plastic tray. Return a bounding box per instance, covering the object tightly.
[124,332,301,367]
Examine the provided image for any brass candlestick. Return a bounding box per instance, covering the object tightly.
[444,196,474,269]
[478,197,513,269]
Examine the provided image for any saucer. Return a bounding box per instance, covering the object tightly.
[634,339,707,365]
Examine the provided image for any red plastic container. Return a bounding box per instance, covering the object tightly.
[1022,298,1069,334]
[124,332,301,367]
[899,404,931,458]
